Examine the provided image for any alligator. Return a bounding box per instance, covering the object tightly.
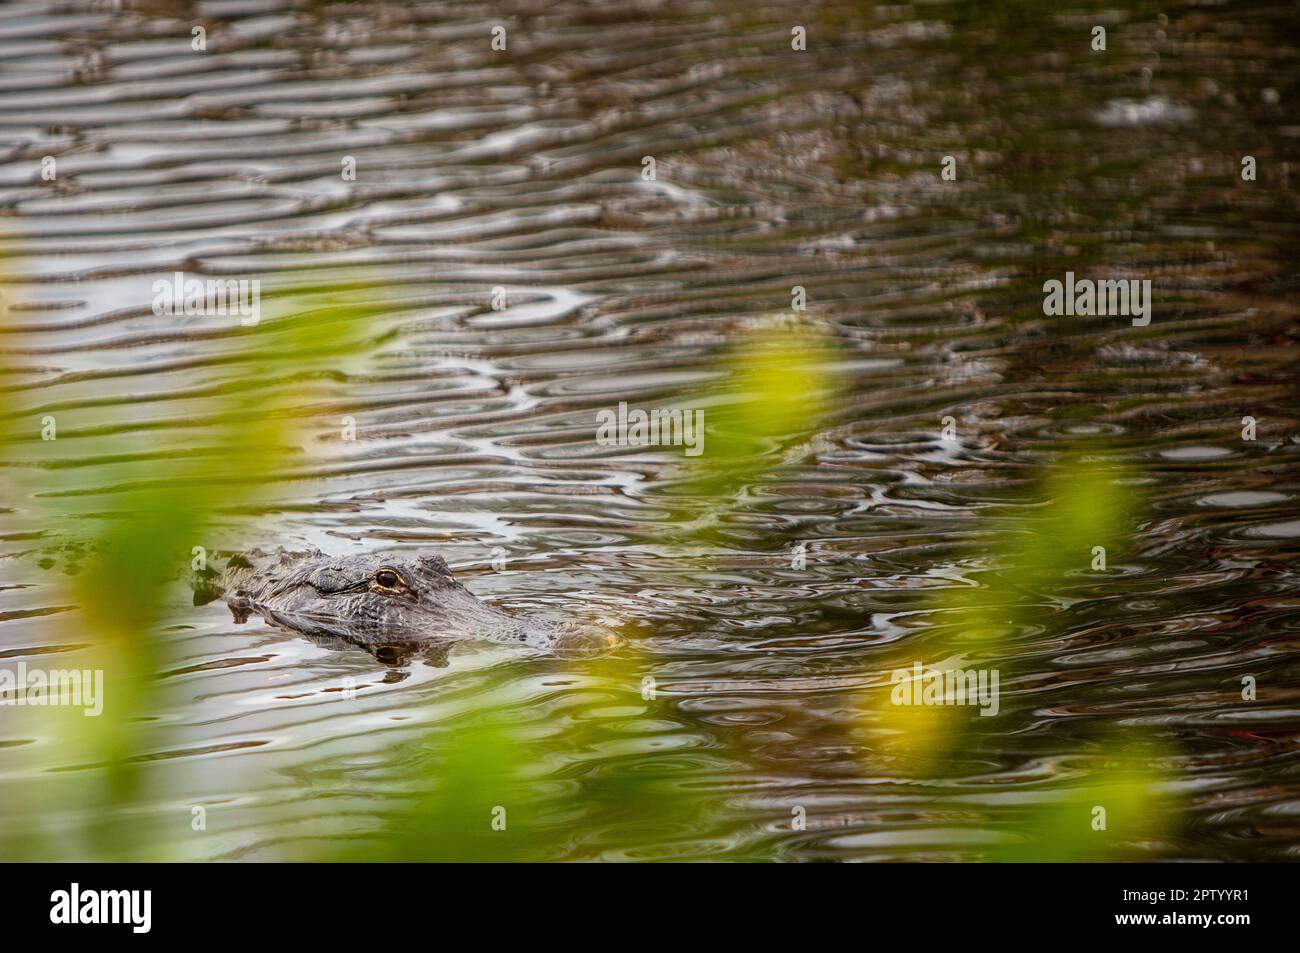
[192,549,619,663]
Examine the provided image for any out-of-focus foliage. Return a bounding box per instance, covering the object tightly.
[685,321,842,502]
[994,743,1174,862]
[0,275,372,860]
[862,452,1174,858]
[331,649,709,862]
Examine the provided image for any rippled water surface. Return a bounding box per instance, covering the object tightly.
[2,0,1299,861]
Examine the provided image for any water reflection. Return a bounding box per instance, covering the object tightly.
[0,0,1298,861]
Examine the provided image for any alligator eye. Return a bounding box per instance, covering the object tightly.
[374,569,403,589]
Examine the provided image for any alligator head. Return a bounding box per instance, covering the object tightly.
[200,549,618,660]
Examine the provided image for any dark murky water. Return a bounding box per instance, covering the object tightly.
[1,0,1299,861]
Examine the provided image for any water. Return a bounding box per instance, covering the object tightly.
[1,0,1299,861]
